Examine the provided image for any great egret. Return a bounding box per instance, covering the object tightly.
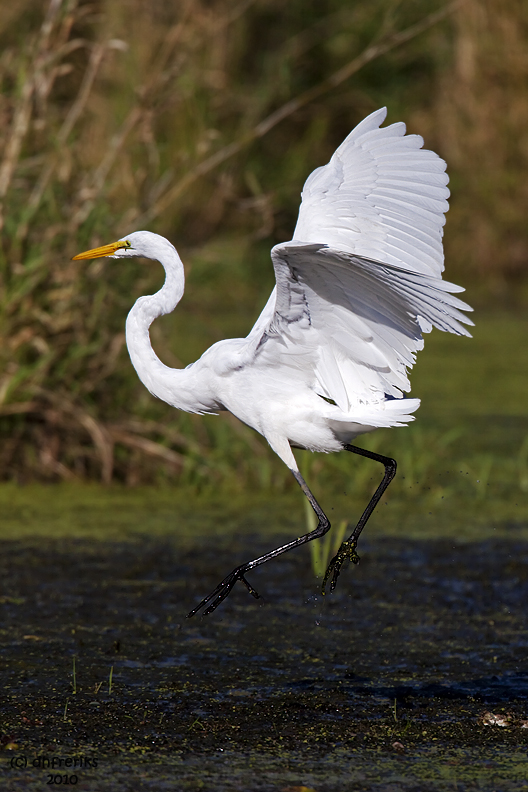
[73,107,472,617]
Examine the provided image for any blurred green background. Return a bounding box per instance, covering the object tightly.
[0,0,527,521]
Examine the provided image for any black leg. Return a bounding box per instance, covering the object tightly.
[322,444,396,594]
[187,468,331,617]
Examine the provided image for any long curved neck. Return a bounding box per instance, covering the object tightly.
[125,246,213,413]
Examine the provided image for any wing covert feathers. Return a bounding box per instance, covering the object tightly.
[268,243,472,408]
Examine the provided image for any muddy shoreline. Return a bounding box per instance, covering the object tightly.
[1,525,527,790]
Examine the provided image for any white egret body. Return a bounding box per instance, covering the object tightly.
[73,108,472,615]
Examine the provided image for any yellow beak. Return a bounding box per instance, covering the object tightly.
[72,240,129,260]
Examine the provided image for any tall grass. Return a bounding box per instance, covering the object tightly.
[432,0,528,295]
[0,0,526,486]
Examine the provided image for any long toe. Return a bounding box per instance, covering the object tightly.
[322,540,361,594]
[322,555,341,594]
[187,572,237,617]
[188,565,259,617]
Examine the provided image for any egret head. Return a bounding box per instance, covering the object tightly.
[72,230,176,261]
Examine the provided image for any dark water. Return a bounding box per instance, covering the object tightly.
[1,522,527,791]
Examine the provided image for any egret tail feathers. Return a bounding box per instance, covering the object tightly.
[328,397,420,440]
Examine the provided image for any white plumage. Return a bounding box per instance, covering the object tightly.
[73,107,472,615]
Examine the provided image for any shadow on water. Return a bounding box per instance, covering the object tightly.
[1,518,527,791]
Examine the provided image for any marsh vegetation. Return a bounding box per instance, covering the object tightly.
[1,0,527,488]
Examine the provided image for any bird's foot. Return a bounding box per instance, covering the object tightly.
[187,565,260,617]
[322,539,360,595]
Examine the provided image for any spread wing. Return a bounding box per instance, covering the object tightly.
[236,107,472,411]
